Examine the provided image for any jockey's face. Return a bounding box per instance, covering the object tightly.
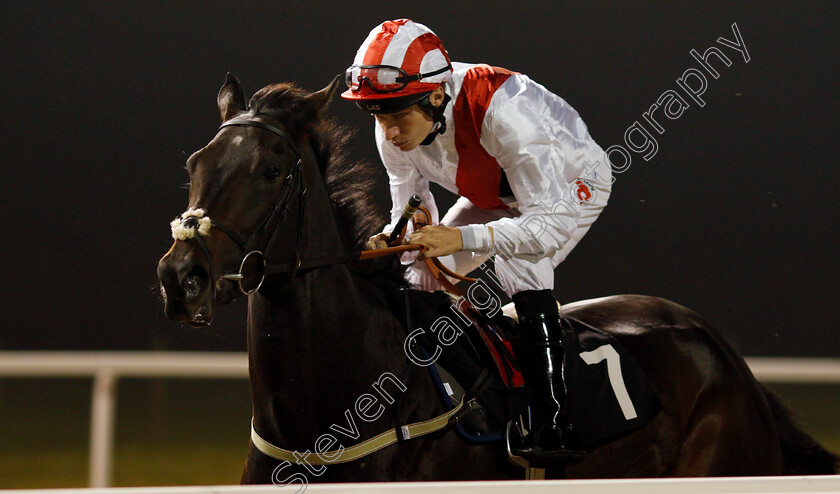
[374,87,445,152]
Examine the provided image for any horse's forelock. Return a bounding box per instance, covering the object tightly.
[248,83,318,135]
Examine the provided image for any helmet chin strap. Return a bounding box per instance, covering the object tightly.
[420,93,451,146]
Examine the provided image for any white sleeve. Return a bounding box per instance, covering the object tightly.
[459,75,596,261]
[375,124,439,235]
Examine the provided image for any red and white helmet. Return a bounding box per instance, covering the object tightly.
[341,19,452,113]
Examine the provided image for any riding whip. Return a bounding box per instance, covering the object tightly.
[389,194,422,243]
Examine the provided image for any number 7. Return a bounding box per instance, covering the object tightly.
[579,344,638,420]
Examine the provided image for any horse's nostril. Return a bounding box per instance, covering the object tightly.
[185,275,201,299]
[183,265,209,301]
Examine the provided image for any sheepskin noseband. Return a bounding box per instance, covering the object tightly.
[170,208,213,240]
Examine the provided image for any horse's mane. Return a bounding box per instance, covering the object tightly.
[249,82,405,283]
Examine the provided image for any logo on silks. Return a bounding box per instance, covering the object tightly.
[574,179,596,204]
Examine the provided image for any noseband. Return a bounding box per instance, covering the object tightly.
[170,117,309,295]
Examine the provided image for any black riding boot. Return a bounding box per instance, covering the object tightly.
[509,289,584,463]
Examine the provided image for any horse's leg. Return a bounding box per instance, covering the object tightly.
[668,383,783,476]
[240,443,267,484]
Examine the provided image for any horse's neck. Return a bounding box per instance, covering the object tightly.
[247,159,407,446]
[247,267,406,447]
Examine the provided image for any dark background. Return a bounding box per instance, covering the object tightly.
[0,1,837,356]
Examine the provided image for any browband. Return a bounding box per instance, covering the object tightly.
[219,119,302,159]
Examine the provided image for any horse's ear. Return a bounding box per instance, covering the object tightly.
[217,72,247,122]
[306,75,342,115]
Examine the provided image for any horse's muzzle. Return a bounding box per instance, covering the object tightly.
[157,244,215,326]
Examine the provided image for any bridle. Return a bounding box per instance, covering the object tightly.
[173,116,309,296]
[171,114,476,298]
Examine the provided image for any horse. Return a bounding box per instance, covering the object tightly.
[157,74,837,484]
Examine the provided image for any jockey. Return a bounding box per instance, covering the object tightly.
[341,19,611,462]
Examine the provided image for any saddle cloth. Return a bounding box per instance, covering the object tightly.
[392,289,661,451]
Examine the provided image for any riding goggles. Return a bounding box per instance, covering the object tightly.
[344,64,452,93]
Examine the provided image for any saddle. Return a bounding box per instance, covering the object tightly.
[380,207,660,452]
[389,288,662,452]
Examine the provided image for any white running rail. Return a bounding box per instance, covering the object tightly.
[3,476,840,494]
[0,352,247,488]
[0,352,838,488]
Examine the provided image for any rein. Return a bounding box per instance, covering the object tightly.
[170,115,483,465]
[171,117,476,296]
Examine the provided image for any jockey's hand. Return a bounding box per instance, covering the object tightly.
[408,226,463,260]
[366,233,390,250]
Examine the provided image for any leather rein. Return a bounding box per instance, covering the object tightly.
[176,116,475,297]
[173,116,483,465]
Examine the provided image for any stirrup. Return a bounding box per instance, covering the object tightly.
[505,417,586,468]
[505,421,547,479]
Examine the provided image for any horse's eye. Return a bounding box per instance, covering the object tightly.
[263,167,281,181]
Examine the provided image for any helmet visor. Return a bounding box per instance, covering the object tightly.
[345,64,451,94]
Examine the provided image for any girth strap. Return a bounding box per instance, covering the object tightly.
[250,396,472,465]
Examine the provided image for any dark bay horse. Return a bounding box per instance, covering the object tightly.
[157,74,837,483]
